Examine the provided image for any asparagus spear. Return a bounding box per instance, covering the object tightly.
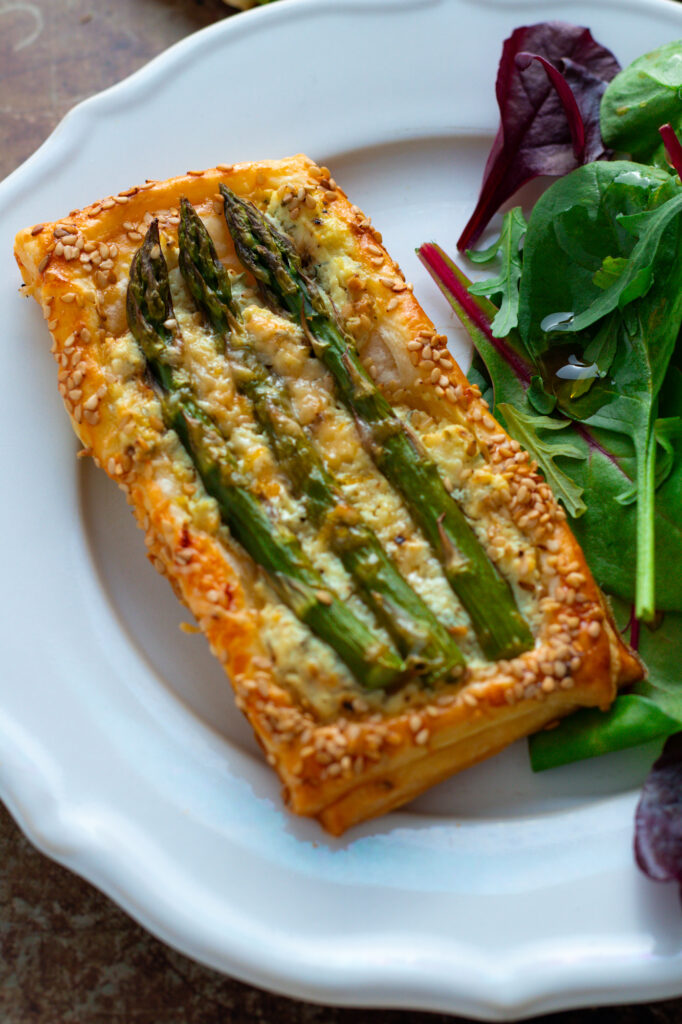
[126,221,405,690]
[220,185,533,661]
[178,198,465,682]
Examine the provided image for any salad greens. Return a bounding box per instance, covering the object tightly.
[418,242,682,611]
[419,30,682,886]
[517,161,682,620]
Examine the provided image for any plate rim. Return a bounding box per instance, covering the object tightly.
[3,0,682,1018]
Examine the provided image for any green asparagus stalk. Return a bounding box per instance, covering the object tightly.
[220,185,534,661]
[178,198,465,682]
[126,221,405,690]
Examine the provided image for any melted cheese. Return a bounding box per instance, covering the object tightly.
[93,200,543,720]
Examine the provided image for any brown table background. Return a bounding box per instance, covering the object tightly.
[2,2,682,1021]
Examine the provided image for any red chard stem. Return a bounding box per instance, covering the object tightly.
[660,123,682,180]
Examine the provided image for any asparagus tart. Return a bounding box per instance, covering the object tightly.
[14,155,641,834]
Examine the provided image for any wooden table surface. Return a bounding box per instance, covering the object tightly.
[2,2,682,1021]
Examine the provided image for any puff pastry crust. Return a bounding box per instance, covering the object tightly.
[15,154,642,835]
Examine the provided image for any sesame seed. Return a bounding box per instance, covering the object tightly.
[415,728,429,746]
[587,621,602,638]
[315,590,333,606]
[567,572,586,588]
[387,297,398,311]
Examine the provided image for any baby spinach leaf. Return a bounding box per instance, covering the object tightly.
[614,415,682,506]
[467,208,527,338]
[529,695,678,771]
[568,421,682,611]
[497,403,587,517]
[601,39,682,168]
[457,22,620,250]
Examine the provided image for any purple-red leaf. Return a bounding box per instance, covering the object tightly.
[635,732,682,887]
[458,22,621,252]
[516,52,586,163]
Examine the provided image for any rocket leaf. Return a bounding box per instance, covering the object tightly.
[467,207,527,338]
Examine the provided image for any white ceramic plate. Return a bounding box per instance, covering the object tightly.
[2,0,682,1018]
